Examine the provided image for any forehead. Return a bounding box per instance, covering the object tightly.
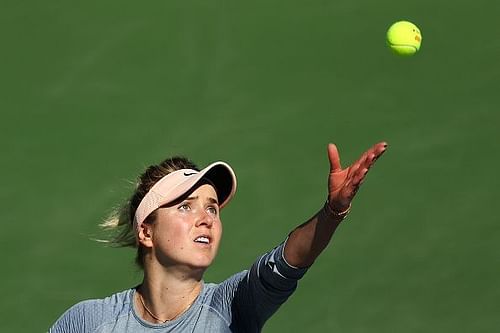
[168,183,219,207]
[189,183,218,199]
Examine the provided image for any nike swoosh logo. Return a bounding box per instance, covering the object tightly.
[183,172,197,176]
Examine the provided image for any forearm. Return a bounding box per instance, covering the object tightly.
[283,141,386,269]
[283,203,348,268]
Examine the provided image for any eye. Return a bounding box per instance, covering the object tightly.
[207,206,218,215]
[178,203,191,211]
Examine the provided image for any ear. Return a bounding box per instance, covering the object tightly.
[138,222,154,248]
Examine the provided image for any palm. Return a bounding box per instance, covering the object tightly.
[327,142,387,212]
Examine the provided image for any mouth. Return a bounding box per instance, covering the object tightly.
[194,235,211,245]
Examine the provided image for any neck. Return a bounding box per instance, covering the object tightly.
[136,265,203,323]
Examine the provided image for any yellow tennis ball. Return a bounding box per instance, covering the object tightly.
[386,21,422,56]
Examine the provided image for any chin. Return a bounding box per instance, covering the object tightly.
[190,257,214,269]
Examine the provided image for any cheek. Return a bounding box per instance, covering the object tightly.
[213,221,223,244]
[154,221,189,248]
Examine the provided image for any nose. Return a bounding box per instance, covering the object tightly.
[195,210,215,228]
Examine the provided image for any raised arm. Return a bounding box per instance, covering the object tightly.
[284,142,388,268]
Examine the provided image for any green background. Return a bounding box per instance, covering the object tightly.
[1,1,499,332]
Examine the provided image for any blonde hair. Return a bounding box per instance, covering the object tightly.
[100,156,199,268]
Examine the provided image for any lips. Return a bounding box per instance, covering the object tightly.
[194,235,211,244]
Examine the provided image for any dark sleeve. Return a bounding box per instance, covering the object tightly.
[230,240,309,332]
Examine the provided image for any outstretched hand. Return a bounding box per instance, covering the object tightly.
[327,142,388,213]
[283,141,389,267]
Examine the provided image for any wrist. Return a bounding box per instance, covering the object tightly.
[323,200,351,221]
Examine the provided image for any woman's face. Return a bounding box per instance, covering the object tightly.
[149,183,223,271]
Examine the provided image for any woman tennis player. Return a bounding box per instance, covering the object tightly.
[49,141,387,332]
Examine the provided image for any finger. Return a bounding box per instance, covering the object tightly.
[360,142,388,169]
[327,143,342,172]
[373,142,388,158]
[361,153,376,170]
[352,167,368,186]
[373,141,388,158]
[354,142,388,184]
[346,162,362,186]
[349,151,367,176]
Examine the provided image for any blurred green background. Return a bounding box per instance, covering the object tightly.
[1,0,499,332]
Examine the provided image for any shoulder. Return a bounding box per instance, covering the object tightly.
[49,289,133,333]
[193,273,247,321]
[211,271,248,301]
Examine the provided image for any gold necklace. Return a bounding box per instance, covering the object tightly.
[137,291,195,323]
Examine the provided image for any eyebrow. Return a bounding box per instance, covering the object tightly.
[185,196,219,205]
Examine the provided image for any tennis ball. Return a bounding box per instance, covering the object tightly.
[386,21,422,56]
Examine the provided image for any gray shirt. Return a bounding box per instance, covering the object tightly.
[49,242,308,332]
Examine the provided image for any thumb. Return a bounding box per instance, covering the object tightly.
[328,143,342,172]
